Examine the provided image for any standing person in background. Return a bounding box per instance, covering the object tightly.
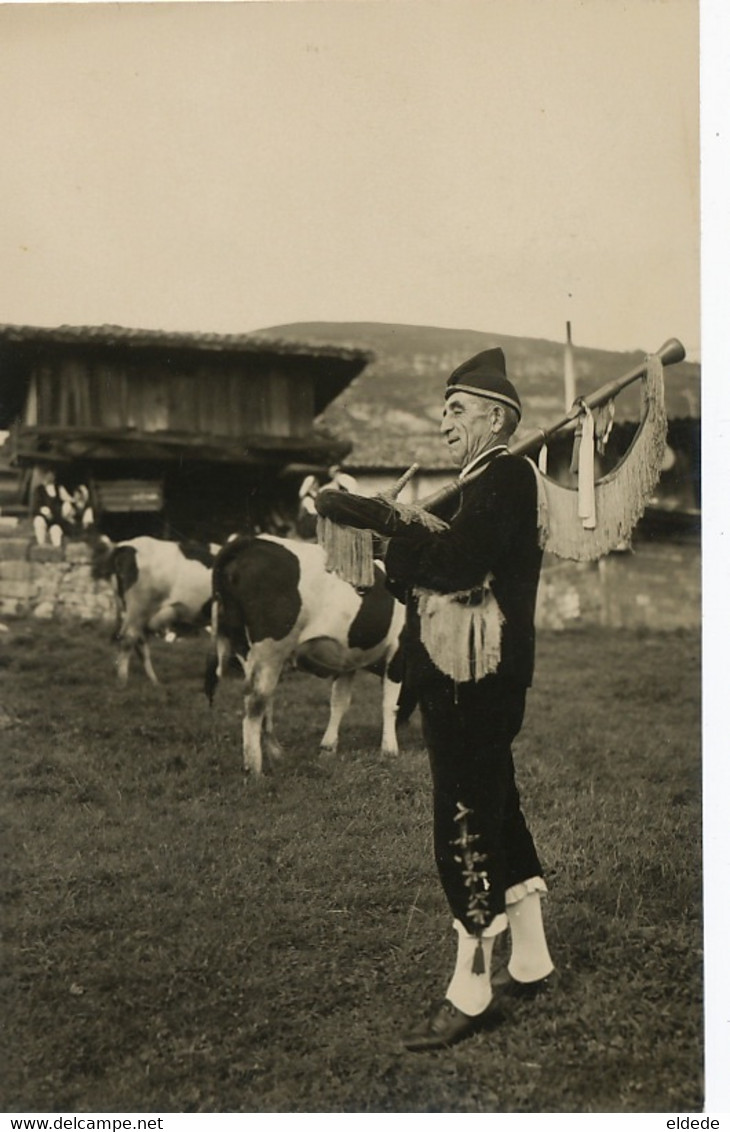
[382,348,554,1051]
[325,465,359,495]
[297,465,359,540]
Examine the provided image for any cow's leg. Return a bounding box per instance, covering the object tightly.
[241,650,284,777]
[262,701,283,763]
[242,691,265,777]
[380,670,401,756]
[321,671,356,752]
[115,619,157,685]
[138,637,160,685]
[115,637,133,685]
[116,624,159,685]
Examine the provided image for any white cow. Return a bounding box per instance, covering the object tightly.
[93,535,219,684]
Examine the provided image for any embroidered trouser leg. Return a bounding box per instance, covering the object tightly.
[419,675,544,934]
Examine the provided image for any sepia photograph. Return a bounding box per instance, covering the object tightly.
[0,0,721,1120]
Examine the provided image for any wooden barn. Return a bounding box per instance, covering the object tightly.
[0,323,372,541]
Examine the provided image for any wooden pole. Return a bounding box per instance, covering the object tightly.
[564,321,576,412]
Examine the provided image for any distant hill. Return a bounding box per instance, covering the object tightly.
[255,322,700,469]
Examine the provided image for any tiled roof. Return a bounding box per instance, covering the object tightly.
[0,323,373,364]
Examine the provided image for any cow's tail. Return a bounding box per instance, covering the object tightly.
[396,683,419,728]
[205,536,255,705]
[203,647,220,706]
[90,535,131,639]
[204,599,225,705]
[386,629,418,728]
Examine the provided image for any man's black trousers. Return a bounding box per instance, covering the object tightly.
[418,674,544,934]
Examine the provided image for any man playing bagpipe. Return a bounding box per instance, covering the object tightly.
[315,333,685,1050]
[318,348,555,1051]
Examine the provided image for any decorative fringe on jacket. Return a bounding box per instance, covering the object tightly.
[414,580,504,683]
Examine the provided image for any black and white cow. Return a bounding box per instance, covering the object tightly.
[205,534,407,775]
[93,535,219,684]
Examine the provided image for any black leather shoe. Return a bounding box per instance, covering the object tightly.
[491,967,554,1001]
[403,998,504,1052]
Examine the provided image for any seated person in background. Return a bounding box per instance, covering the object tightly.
[32,467,65,547]
[60,483,95,537]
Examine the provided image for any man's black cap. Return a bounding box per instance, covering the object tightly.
[445,347,522,420]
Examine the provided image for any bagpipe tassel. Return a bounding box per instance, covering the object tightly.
[316,515,375,588]
[471,937,486,975]
[315,463,424,587]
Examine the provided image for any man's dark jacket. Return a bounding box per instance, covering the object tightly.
[384,448,543,690]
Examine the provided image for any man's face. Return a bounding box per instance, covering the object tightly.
[440,392,500,468]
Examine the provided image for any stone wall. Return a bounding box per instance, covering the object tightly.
[536,538,700,630]
[0,527,117,623]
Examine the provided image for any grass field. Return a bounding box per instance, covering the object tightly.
[1,619,702,1113]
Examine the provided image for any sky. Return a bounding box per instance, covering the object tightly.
[0,0,704,359]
